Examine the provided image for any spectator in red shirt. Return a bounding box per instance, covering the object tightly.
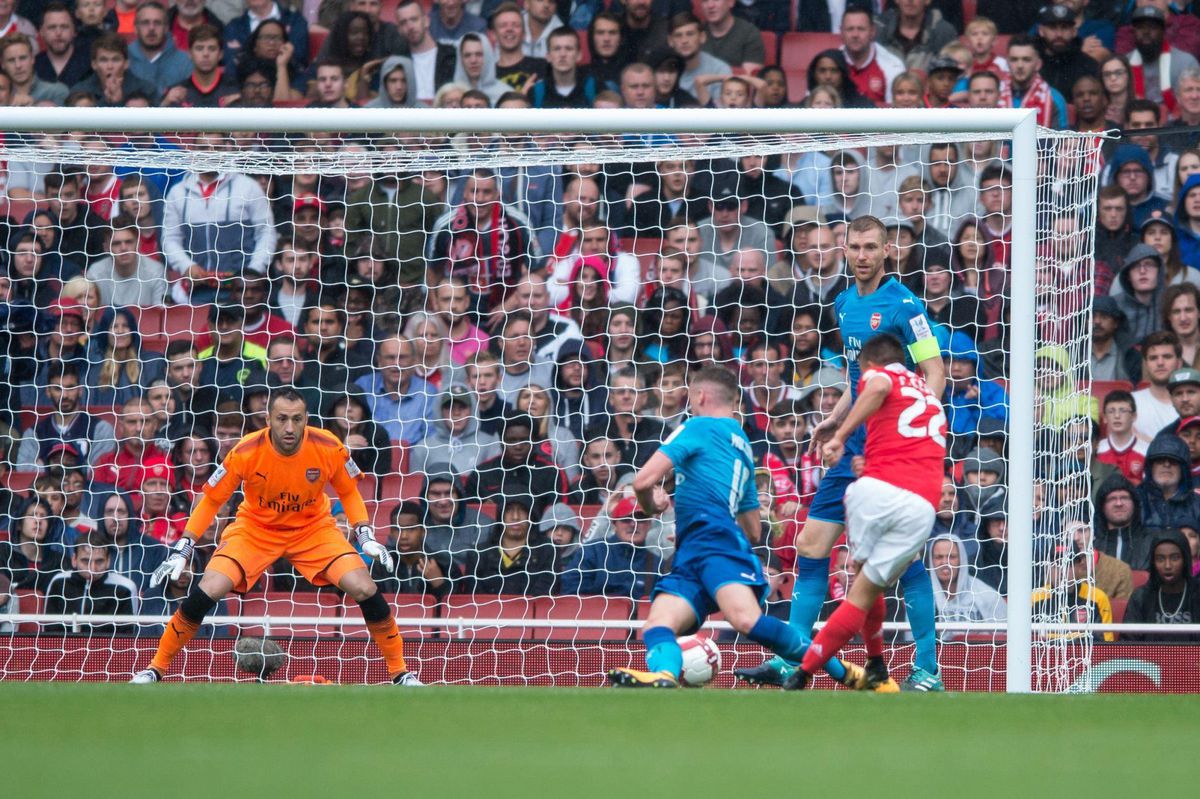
[136,456,186,545]
[840,7,904,105]
[92,395,169,491]
[1097,390,1149,484]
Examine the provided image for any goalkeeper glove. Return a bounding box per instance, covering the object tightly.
[356,524,394,573]
[151,537,194,588]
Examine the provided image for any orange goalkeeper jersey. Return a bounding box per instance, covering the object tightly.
[200,427,365,532]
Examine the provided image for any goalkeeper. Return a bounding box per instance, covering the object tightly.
[131,387,422,686]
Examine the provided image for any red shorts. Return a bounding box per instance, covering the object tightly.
[209,517,364,594]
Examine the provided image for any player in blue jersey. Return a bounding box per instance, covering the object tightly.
[734,215,948,692]
[607,366,870,689]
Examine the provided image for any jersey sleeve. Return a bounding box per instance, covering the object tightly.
[736,455,758,515]
[658,420,696,467]
[201,450,244,505]
[895,293,940,364]
[327,438,370,527]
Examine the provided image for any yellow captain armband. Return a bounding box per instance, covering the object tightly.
[908,335,941,364]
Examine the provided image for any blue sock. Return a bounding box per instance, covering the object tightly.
[900,559,939,675]
[749,615,846,682]
[643,626,682,677]
[772,556,831,666]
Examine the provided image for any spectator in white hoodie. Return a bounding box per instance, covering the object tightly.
[927,533,1007,640]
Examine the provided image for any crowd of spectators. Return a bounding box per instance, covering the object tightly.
[0,0,1197,643]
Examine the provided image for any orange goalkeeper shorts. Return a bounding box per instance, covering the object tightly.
[209,517,366,594]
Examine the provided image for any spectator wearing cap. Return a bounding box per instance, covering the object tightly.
[1127,5,1200,111]
[1034,3,1102,98]
[696,179,776,296]
[421,469,493,563]
[162,131,278,302]
[1090,294,1137,382]
[1115,0,1200,71]
[1098,390,1149,484]
[924,54,963,108]
[407,385,501,477]
[1114,243,1167,343]
[372,502,451,598]
[1154,366,1200,439]
[1137,432,1200,531]
[323,389,394,478]
[196,304,269,404]
[558,495,664,598]
[875,0,958,74]
[1130,333,1182,439]
[461,413,568,518]
[85,214,168,307]
[131,456,185,546]
[1003,34,1070,128]
[467,496,556,596]
[44,535,140,636]
[1174,414,1200,478]
[355,334,436,445]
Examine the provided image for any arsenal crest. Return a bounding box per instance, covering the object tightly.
[870,312,882,330]
[306,469,320,483]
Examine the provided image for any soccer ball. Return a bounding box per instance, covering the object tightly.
[678,635,721,686]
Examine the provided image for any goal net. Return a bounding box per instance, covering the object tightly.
[0,109,1101,691]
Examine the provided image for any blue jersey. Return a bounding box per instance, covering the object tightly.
[660,415,757,521]
[834,277,940,401]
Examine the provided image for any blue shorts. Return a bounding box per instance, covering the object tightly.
[807,426,865,526]
[653,513,767,635]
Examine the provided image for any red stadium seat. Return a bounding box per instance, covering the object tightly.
[309,26,328,56]
[442,594,535,641]
[760,31,778,66]
[340,593,437,638]
[530,596,634,641]
[3,471,37,495]
[1110,597,1127,627]
[993,34,1011,55]
[779,32,839,72]
[578,34,590,65]
[784,68,807,104]
[1089,380,1134,410]
[1131,570,1149,589]
[14,589,44,632]
[378,472,422,501]
[962,0,977,24]
[239,591,341,637]
[163,304,211,344]
[2,198,36,226]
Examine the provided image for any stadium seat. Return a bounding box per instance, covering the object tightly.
[2,198,36,226]
[14,589,44,633]
[578,34,590,65]
[1131,570,1149,589]
[760,31,778,66]
[3,471,37,494]
[163,304,211,344]
[530,596,634,642]
[239,591,341,637]
[391,442,409,474]
[1110,597,1127,627]
[378,472,422,501]
[779,32,839,71]
[442,594,535,641]
[784,68,807,104]
[993,34,1010,55]
[1090,380,1134,411]
[132,305,165,338]
[369,499,398,532]
[340,592,437,638]
[309,26,328,56]
[357,474,379,502]
[962,0,977,24]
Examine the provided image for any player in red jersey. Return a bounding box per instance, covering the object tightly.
[783,333,947,691]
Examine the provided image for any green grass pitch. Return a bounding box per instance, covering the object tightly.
[3,684,1193,797]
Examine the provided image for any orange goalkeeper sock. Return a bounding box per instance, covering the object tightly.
[149,610,202,674]
[366,617,408,678]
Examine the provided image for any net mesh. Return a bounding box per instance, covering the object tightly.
[0,120,1103,691]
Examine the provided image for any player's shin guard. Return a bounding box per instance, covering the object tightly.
[899,559,939,674]
[358,591,408,678]
[149,587,217,674]
[643,626,682,678]
[863,594,886,659]
[748,615,846,682]
[799,602,866,677]
[774,556,831,667]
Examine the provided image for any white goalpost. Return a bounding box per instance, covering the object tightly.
[0,107,1110,692]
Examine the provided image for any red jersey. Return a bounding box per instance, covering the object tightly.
[859,363,947,508]
[1096,436,1147,485]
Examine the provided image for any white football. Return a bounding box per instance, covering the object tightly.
[677,634,721,686]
